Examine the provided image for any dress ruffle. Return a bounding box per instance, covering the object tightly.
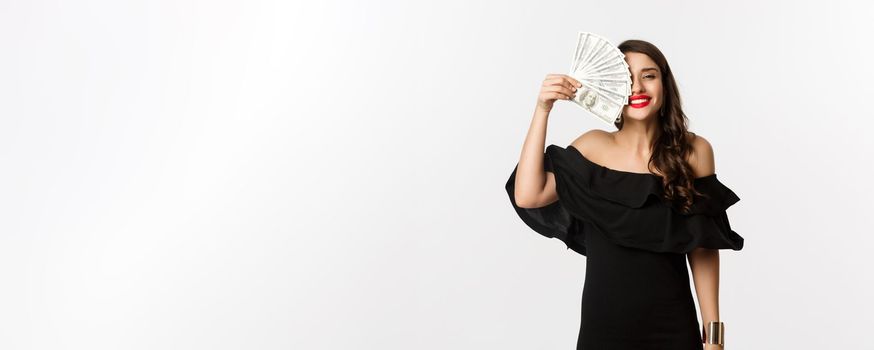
[505,144,744,256]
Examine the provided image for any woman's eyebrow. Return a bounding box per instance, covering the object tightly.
[638,67,659,73]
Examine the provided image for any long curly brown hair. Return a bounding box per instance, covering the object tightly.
[614,39,705,214]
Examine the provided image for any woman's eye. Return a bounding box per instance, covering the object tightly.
[644,75,655,79]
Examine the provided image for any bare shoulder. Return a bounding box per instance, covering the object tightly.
[687,132,716,178]
[570,129,613,156]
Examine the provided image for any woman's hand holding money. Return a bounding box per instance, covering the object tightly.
[536,74,583,113]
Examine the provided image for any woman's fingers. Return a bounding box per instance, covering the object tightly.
[543,78,578,93]
[544,74,583,89]
[537,74,582,111]
[540,92,570,101]
[543,85,575,99]
[543,77,582,94]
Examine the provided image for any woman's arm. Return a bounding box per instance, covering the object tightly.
[514,74,581,208]
[687,134,723,348]
[688,248,721,348]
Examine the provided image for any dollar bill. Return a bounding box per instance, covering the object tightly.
[580,78,631,96]
[578,40,607,73]
[571,86,623,124]
[580,51,615,75]
[585,62,632,77]
[571,33,587,72]
[580,80,627,105]
[583,48,628,75]
[567,31,631,124]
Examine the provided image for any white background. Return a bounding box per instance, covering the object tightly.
[1,0,872,349]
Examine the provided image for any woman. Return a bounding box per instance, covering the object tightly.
[504,39,743,349]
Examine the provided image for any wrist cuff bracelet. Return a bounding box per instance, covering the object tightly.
[702,321,724,346]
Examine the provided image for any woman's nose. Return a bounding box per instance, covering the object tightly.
[631,76,644,94]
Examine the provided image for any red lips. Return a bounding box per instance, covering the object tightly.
[629,94,651,103]
[629,94,651,108]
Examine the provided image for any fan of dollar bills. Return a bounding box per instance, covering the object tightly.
[568,32,632,124]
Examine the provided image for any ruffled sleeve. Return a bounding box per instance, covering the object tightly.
[505,144,744,256]
[504,149,588,255]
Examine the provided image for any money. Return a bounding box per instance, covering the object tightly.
[568,32,632,124]
[572,86,624,123]
[581,80,626,105]
[580,78,631,97]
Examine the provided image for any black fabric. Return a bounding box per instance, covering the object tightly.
[504,144,744,349]
[505,144,744,255]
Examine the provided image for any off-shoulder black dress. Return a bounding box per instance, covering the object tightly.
[505,144,744,350]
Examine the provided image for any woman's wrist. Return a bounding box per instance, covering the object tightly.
[534,103,552,115]
[702,321,725,346]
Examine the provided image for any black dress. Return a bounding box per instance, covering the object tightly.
[505,144,744,350]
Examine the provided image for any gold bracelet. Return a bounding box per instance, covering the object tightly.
[702,321,724,346]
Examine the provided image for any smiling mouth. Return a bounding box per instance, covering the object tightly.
[629,98,651,108]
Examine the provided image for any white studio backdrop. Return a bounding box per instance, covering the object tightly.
[1,0,872,349]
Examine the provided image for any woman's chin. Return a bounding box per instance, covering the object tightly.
[622,109,656,121]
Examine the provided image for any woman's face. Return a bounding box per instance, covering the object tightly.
[622,52,664,121]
